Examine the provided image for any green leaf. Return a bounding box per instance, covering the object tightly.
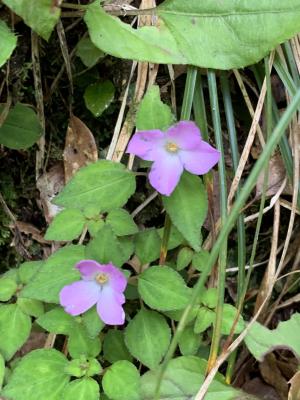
[141,356,242,399]
[0,304,31,360]
[138,265,191,311]
[45,209,86,241]
[163,172,207,251]
[21,245,84,303]
[85,225,128,267]
[194,307,215,334]
[0,103,41,149]
[2,0,60,40]
[192,250,210,272]
[82,307,105,338]
[65,357,102,378]
[17,298,44,318]
[106,209,138,236]
[201,288,218,309]
[245,313,300,361]
[63,378,100,400]
[221,304,245,335]
[125,309,171,370]
[178,326,201,356]
[0,353,5,390]
[36,307,75,335]
[2,349,69,400]
[176,247,194,271]
[0,277,17,301]
[19,261,44,284]
[87,220,105,237]
[54,160,135,211]
[157,224,185,250]
[85,0,300,70]
[136,85,174,131]
[103,330,132,364]
[84,81,115,117]
[68,324,101,359]
[135,229,161,264]
[103,360,141,400]
[76,36,105,67]
[0,20,17,67]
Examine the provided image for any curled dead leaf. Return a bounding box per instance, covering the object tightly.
[63,115,98,183]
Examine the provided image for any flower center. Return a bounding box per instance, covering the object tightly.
[165,142,179,153]
[95,273,109,284]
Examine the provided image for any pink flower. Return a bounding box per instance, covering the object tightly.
[127,121,220,196]
[59,260,127,325]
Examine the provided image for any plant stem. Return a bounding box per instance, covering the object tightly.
[206,70,228,373]
[220,72,246,383]
[154,86,300,398]
[158,66,197,266]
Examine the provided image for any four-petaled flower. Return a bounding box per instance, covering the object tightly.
[60,260,127,325]
[127,121,220,196]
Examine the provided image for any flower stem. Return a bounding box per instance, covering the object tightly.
[206,70,228,373]
[158,66,197,267]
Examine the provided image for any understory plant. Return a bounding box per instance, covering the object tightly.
[1,1,300,400]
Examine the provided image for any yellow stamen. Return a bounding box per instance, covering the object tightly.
[95,273,109,284]
[166,142,179,153]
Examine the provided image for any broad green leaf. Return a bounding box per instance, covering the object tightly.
[102,360,141,400]
[119,235,135,261]
[21,245,84,303]
[178,326,201,356]
[141,356,242,399]
[157,224,185,250]
[68,323,101,359]
[221,304,245,335]
[17,298,44,318]
[0,103,41,149]
[2,349,69,400]
[63,378,100,400]
[106,209,138,236]
[0,304,31,360]
[0,353,5,389]
[19,261,44,284]
[176,247,194,271]
[87,219,105,237]
[200,288,218,309]
[135,229,161,264]
[2,0,60,40]
[84,81,115,117]
[65,357,102,378]
[125,309,171,370]
[136,85,174,131]
[245,313,300,361]
[85,225,128,267]
[55,160,135,211]
[86,0,300,70]
[163,173,207,251]
[0,277,17,301]
[103,330,132,363]
[0,20,17,67]
[82,306,105,338]
[77,36,105,67]
[45,209,86,241]
[138,265,191,311]
[164,305,199,324]
[194,307,215,334]
[192,250,210,272]
[36,307,75,334]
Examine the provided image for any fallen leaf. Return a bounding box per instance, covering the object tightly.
[63,115,98,183]
[260,353,289,400]
[289,371,300,400]
[36,163,65,223]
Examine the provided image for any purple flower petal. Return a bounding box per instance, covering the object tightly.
[59,280,100,316]
[76,260,102,280]
[97,285,125,325]
[149,153,183,196]
[96,263,127,292]
[126,130,165,161]
[166,121,202,150]
[179,141,220,175]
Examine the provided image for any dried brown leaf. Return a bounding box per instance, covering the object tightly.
[63,115,98,183]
